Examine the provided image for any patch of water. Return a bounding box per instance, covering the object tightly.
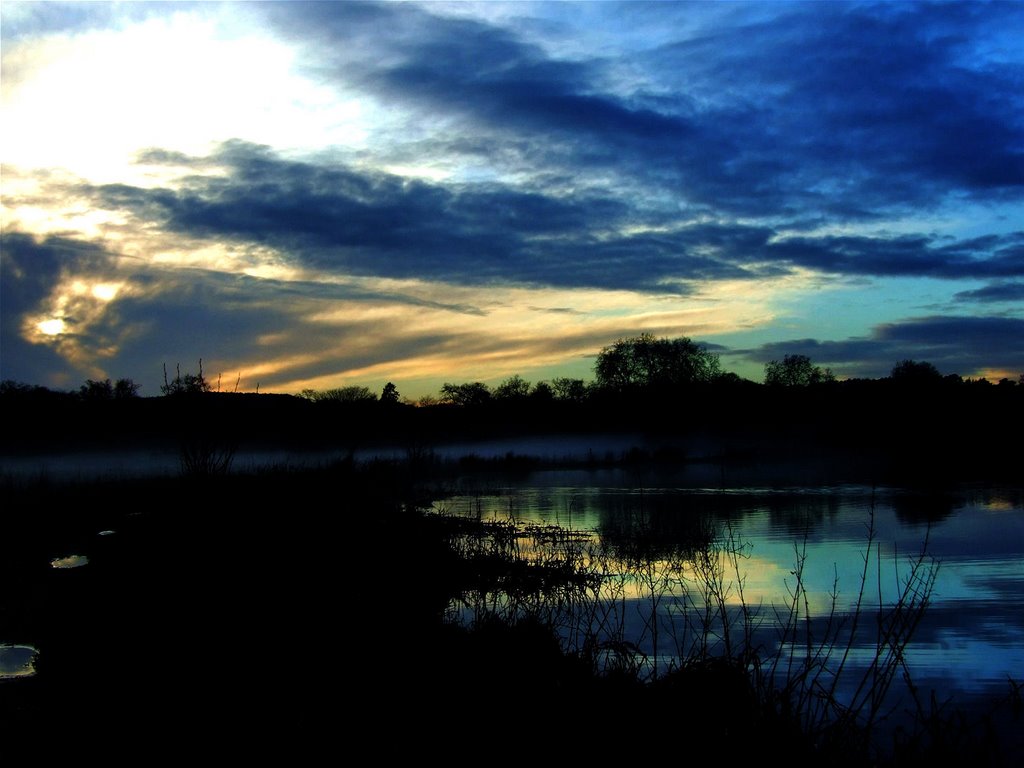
[50,554,89,569]
[0,644,38,680]
[439,479,1024,711]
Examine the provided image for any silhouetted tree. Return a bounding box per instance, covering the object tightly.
[530,381,555,403]
[764,354,835,386]
[79,377,138,401]
[79,378,114,401]
[551,377,589,402]
[890,360,942,383]
[1,380,33,396]
[113,378,141,399]
[0,380,71,404]
[494,375,531,401]
[715,371,748,386]
[381,382,400,404]
[162,361,212,396]
[299,386,377,403]
[440,382,492,406]
[595,333,721,391]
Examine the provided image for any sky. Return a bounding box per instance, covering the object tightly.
[2,1,1022,399]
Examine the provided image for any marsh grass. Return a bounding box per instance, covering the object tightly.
[430,495,983,764]
[179,433,237,476]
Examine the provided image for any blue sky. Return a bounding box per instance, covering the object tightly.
[2,1,1022,397]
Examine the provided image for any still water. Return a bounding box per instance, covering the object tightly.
[437,469,1023,718]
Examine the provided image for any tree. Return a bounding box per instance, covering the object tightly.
[299,386,377,403]
[440,382,492,406]
[162,361,212,396]
[380,382,400,404]
[113,378,141,399]
[764,354,835,387]
[890,360,942,383]
[80,379,114,401]
[551,377,589,402]
[530,381,555,403]
[81,377,140,400]
[595,333,721,391]
[494,375,531,401]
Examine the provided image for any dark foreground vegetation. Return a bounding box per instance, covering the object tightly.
[1,458,1021,764]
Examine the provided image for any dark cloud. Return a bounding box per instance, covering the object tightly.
[266,2,747,209]
[0,232,121,386]
[0,231,114,315]
[645,2,1024,211]
[954,282,1024,304]
[744,316,1024,378]
[267,1,1024,219]
[530,307,582,315]
[78,143,1021,293]
[92,142,749,291]
[761,233,1024,279]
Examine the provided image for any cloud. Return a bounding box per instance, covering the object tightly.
[954,282,1024,304]
[0,231,113,311]
[647,2,1024,210]
[266,1,1024,219]
[85,141,756,292]
[761,233,1024,279]
[71,142,1023,296]
[0,1,159,42]
[0,231,125,385]
[743,316,1024,378]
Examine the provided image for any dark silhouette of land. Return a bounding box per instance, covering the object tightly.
[2,356,1021,485]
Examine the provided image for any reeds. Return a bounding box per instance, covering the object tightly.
[179,434,236,476]
[431,494,946,764]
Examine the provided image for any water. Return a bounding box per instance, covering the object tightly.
[50,554,89,569]
[436,471,1024,719]
[0,645,39,680]
[2,441,1020,726]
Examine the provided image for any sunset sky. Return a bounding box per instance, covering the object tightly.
[2,1,1022,398]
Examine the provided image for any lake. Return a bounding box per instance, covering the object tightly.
[434,468,1024,730]
[3,437,1020,730]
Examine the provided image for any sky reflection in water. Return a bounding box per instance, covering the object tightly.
[439,477,1023,706]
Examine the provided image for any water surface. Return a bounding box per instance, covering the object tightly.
[438,472,1023,715]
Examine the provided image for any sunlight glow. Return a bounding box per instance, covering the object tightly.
[37,318,66,336]
[1,12,368,184]
[91,283,120,302]
[238,270,824,395]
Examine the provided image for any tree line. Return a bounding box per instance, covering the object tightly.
[1,333,1020,407]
